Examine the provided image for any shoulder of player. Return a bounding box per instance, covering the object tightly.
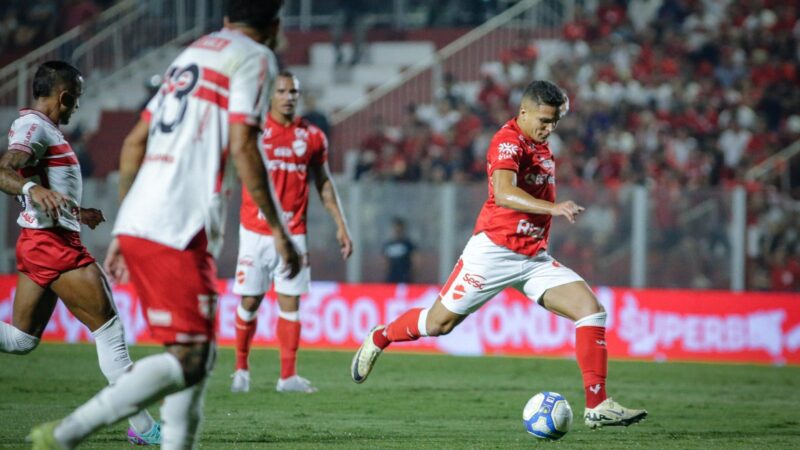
[488,126,524,149]
[11,113,59,137]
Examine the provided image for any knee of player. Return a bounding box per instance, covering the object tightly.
[427,319,457,336]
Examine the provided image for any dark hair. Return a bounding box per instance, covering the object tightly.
[32,61,82,99]
[226,0,283,28]
[278,70,295,79]
[391,217,406,228]
[521,80,565,108]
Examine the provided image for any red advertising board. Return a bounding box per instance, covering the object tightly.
[0,275,798,365]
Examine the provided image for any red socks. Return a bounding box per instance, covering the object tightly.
[576,324,608,408]
[373,307,424,349]
[235,313,257,371]
[277,317,301,379]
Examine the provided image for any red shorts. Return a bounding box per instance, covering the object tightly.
[119,232,218,345]
[16,228,96,287]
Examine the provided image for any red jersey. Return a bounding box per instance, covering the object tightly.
[473,118,556,257]
[240,115,328,235]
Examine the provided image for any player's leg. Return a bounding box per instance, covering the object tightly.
[44,342,210,449]
[352,233,511,383]
[160,376,209,449]
[231,225,273,392]
[273,234,315,392]
[30,233,218,448]
[50,262,160,443]
[0,273,55,354]
[231,294,262,393]
[534,273,647,428]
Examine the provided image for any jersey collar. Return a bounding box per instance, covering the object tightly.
[19,108,58,127]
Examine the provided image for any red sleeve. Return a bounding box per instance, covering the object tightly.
[310,128,328,165]
[486,130,521,175]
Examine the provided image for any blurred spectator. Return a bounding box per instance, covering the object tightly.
[301,93,332,139]
[383,217,416,283]
[62,0,101,33]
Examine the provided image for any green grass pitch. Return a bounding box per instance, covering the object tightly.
[1,344,799,449]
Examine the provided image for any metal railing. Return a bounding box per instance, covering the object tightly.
[0,0,220,108]
[746,139,800,194]
[329,0,572,161]
[0,178,763,292]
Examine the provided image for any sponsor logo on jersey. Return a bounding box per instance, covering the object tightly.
[267,160,307,173]
[497,142,520,160]
[273,146,293,157]
[236,270,246,284]
[294,128,309,141]
[462,273,486,289]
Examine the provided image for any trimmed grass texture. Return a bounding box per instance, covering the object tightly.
[1,344,798,449]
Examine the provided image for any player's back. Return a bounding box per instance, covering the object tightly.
[114,27,277,252]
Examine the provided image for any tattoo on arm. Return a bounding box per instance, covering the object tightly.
[0,150,32,195]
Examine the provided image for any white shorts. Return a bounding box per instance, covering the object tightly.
[232,226,310,297]
[439,233,584,315]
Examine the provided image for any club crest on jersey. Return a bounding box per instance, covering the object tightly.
[294,128,309,141]
[292,139,307,157]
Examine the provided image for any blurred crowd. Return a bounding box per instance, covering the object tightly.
[0,0,112,67]
[352,0,800,291]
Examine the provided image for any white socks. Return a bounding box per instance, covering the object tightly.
[0,321,39,354]
[54,352,186,448]
[575,312,607,328]
[237,304,258,322]
[91,316,157,434]
[278,309,299,322]
[161,380,208,450]
[417,308,429,337]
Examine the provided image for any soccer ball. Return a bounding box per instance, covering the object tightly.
[522,391,573,440]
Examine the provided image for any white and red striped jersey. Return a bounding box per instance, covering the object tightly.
[473,118,557,257]
[240,115,328,235]
[8,109,81,232]
[113,27,278,256]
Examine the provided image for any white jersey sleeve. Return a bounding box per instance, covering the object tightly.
[8,115,48,159]
[228,50,276,127]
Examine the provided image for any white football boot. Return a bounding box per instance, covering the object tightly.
[350,325,385,383]
[230,369,250,393]
[276,375,318,393]
[584,398,647,428]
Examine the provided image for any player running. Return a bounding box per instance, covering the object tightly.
[351,80,647,429]
[0,61,161,446]
[230,72,353,394]
[28,1,300,448]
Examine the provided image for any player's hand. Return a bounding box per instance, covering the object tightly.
[337,227,353,260]
[103,237,130,284]
[79,208,106,229]
[551,200,584,224]
[28,185,71,220]
[275,234,302,279]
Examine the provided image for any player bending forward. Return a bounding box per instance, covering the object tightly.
[0,61,160,445]
[352,80,647,429]
[231,71,353,394]
[28,1,300,448]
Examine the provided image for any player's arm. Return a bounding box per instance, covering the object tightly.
[118,118,149,201]
[492,169,584,223]
[310,161,353,259]
[0,149,70,219]
[230,122,301,277]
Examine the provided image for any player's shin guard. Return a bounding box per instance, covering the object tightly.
[575,312,608,408]
[277,311,301,379]
[54,353,186,449]
[161,378,208,450]
[375,308,428,349]
[92,316,158,436]
[235,305,258,371]
[0,321,39,354]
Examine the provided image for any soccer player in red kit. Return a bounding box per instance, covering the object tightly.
[28,1,300,448]
[351,80,647,429]
[0,61,160,445]
[231,72,352,394]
